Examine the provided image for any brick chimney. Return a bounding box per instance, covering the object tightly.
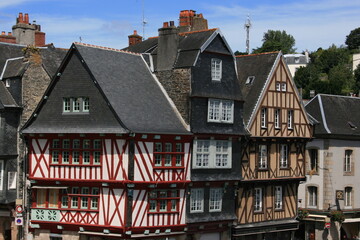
[157,21,179,71]
[0,31,16,44]
[178,10,208,33]
[12,13,46,46]
[128,30,142,46]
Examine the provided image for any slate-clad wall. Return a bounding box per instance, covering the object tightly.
[186,185,237,223]
[0,158,17,203]
[0,110,19,156]
[5,77,22,106]
[156,69,191,124]
[29,51,121,130]
[191,140,242,181]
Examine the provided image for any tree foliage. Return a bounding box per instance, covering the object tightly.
[345,27,360,50]
[253,30,296,54]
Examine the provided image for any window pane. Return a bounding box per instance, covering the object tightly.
[52,139,60,148]
[94,151,101,164]
[83,97,90,112]
[73,151,80,164]
[94,140,101,149]
[83,151,90,164]
[52,151,59,163]
[73,97,80,112]
[62,151,70,164]
[73,139,80,149]
[83,140,91,149]
[209,188,222,211]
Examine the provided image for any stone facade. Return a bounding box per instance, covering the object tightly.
[156,69,191,124]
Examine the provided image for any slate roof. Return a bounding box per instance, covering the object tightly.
[124,28,218,70]
[1,57,27,79]
[0,81,18,109]
[23,43,189,135]
[305,94,360,138]
[235,52,279,125]
[0,43,24,74]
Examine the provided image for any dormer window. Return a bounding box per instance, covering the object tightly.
[211,58,222,81]
[208,99,234,123]
[5,79,10,87]
[63,97,90,113]
[245,76,255,85]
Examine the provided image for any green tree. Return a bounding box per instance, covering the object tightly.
[253,30,296,54]
[345,27,360,50]
[354,64,360,94]
[328,64,354,95]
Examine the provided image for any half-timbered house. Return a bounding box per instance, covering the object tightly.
[125,10,247,239]
[22,43,191,239]
[234,52,312,239]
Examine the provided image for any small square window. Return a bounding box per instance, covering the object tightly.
[63,98,71,112]
[73,98,81,112]
[245,76,255,85]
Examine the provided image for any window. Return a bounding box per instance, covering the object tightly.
[190,188,204,213]
[276,82,281,91]
[308,149,318,172]
[153,142,184,167]
[48,189,58,208]
[280,144,288,168]
[295,57,300,63]
[261,108,267,128]
[308,186,317,207]
[193,140,232,169]
[254,188,263,212]
[287,110,293,129]
[5,79,10,87]
[211,58,222,81]
[148,190,179,213]
[258,145,268,169]
[345,187,352,207]
[50,139,102,165]
[281,83,287,91]
[8,172,16,189]
[0,161,3,191]
[246,76,255,85]
[62,187,99,210]
[208,99,234,123]
[344,150,352,173]
[275,186,283,209]
[274,109,280,129]
[62,97,90,113]
[209,188,222,212]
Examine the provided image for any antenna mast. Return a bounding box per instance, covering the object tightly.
[244,14,252,54]
[142,0,147,40]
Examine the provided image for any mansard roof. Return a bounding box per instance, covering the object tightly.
[235,52,279,124]
[23,43,189,135]
[124,28,222,69]
[305,94,360,138]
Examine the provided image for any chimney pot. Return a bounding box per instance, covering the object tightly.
[163,22,169,28]
[8,32,12,36]
[18,12,24,23]
[24,13,29,23]
[1,31,5,35]
[134,30,137,35]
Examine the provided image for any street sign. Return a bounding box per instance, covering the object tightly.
[15,217,23,226]
[15,205,23,214]
[325,222,331,229]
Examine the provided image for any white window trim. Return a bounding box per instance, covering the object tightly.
[281,83,287,91]
[287,110,293,129]
[308,186,317,208]
[258,145,267,169]
[5,79,10,87]
[193,140,232,169]
[261,108,267,128]
[209,188,223,212]
[208,99,234,123]
[0,161,3,191]
[344,150,352,172]
[275,109,280,129]
[8,172,17,190]
[345,187,352,208]
[280,144,288,168]
[211,58,222,81]
[190,188,204,213]
[276,82,281,91]
[275,186,283,209]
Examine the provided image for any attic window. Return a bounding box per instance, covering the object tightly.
[5,79,10,87]
[348,121,357,130]
[295,57,300,63]
[211,58,222,81]
[63,97,90,114]
[245,76,255,85]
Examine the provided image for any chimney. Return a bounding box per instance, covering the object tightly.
[1,31,5,35]
[157,21,179,71]
[17,13,24,24]
[128,30,142,46]
[179,10,208,33]
[24,13,29,24]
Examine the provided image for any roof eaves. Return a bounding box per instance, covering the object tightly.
[247,52,281,128]
[318,95,331,134]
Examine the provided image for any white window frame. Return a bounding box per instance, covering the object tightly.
[275,186,283,209]
[209,188,223,212]
[0,161,3,191]
[287,110,293,129]
[5,79,10,87]
[254,188,263,212]
[276,82,281,91]
[208,99,234,123]
[274,109,280,129]
[193,140,232,169]
[308,186,317,208]
[190,188,204,213]
[280,144,288,168]
[261,108,267,128]
[281,83,287,91]
[63,98,71,113]
[344,150,352,172]
[345,187,352,208]
[8,172,16,190]
[258,145,268,169]
[211,58,222,81]
[83,97,90,112]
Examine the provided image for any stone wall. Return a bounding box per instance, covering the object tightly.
[155,69,191,124]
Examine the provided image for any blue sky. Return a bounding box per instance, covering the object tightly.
[0,0,359,53]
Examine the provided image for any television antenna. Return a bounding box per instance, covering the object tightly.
[244,14,252,54]
[142,0,147,40]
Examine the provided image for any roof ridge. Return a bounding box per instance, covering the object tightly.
[74,42,141,56]
[317,93,360,100]
[147,28,218,39]
[236,51,279,58]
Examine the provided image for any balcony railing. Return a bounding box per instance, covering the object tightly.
[31,208,60,222]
